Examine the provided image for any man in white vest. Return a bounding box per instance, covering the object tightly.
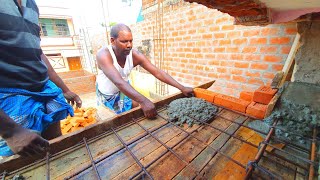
[96,23,193,119]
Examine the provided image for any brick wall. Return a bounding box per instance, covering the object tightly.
[131,1,297,97]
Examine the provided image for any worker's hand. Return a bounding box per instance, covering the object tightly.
[140,99,157,119]
[64,91,82,108]
[181,87,194,97]
[4,126,49,156]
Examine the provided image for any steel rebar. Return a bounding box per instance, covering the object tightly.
[111,127,154,180]
[308,127,317,180]
[245,119,278,179]
[83,138,101,180]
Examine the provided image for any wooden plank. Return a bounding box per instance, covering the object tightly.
[213,143,258,180]
[279,33,300,87]
[175,113,246,179]
[6,117,166,179]
[0,81,215,173]
[199,117,251,178]
[174,115,235,179]
[271,71,284,88]
[73,116,200,179]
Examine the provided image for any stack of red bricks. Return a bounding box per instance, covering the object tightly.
[194,85,278,119]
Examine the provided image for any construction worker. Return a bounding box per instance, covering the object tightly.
[96,23,193,118]
[0,0,82,158]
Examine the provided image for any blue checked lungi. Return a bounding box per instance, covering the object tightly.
[96,85,132,114]
[0,80,73,156]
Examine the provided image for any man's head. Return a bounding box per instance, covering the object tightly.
[110,23,133,56]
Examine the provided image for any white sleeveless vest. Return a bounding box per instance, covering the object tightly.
[96,45,134,95]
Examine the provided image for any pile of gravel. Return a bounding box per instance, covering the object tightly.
[167,97,219,126]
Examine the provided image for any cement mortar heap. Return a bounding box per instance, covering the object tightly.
[249,82,320,146]
[264,100,319,144]
[167,97,218,127]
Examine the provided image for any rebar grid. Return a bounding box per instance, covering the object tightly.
[83,138,101,180]
[2,106,318,180]
[111,127,154,180]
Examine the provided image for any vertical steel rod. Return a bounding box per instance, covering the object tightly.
[111,128,154,180]
[308,127,317,180]
[245,119,279,180]
[46,152,50,180]
[83,138,101,180]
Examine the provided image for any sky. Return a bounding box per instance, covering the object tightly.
[35,0,142,28]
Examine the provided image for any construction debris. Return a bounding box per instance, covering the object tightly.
[167,97,218,126]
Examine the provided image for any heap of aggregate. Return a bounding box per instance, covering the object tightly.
[167,97,219,127]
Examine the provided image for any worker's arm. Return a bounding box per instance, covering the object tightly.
[41,54,82,108]
[133,50,193,97]
[0,109,49,156]
[97,49,157,118]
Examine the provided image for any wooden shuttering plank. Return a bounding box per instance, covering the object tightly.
[174,110,246,179]
[75,114,200,179]
[9,117,166,179]
[279,33,300,87]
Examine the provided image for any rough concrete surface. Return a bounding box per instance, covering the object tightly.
[293,21,320,86]
[249,82,320,145]
[167,97,218,127]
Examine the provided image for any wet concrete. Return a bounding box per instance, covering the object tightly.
[167,97,219,127]
[249,82,320,145]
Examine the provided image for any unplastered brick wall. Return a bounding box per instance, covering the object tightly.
[131,1,297,97]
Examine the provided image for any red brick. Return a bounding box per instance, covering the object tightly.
[240,91,254,102]
[264,55,282,63]
[232,75,247,83]
[222,25,235,30]
[227,31,241,38]
[242,47,257,53]
[261,28,279,36]
[246,71,260,77]
[244,54,261,61]
[263,72,275,79]
[251,63,269,70]
[260,46,278,53]
[214,47,225,53]
[246,102,267,119]
[235,62,249,68]
[270,37,291,45]
[281,46,291,54]
[285,27,297,35]
[202,34,213,39]
[226,47,239,53]
[243,30,260,37]
[250,38,267,45]
[253,86,278,105]
[220,39,231,45]
[194,88,218,103]
[248,78,265,86]
[231,69,243,75]
[214,33,225,38]
[233,38,247,45]
[272,64,284,71]
[214,94,251,113]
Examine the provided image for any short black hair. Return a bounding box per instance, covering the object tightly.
[110,23,131,38]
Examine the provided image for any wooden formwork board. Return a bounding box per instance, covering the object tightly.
[0,82,315,179]
[1,108,312,179]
